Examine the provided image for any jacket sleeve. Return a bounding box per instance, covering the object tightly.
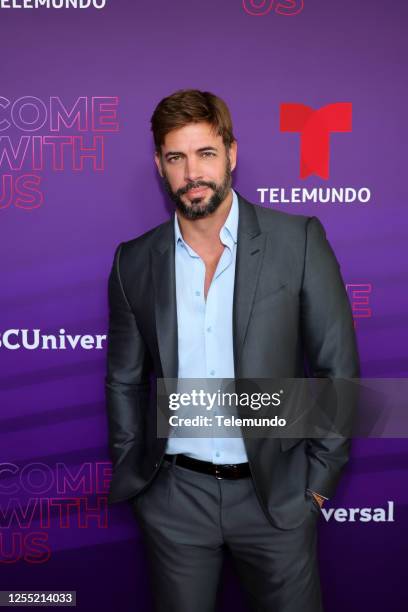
[301,217,360,499]
[105,242,152,502]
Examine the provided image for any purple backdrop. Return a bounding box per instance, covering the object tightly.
[1,1,407,610]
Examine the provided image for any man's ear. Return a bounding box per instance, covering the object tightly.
[154,151,164,177]
[228,140,238,172]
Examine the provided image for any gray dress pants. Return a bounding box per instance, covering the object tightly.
[130,459,323,612]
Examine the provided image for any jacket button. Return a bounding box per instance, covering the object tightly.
[154,462,158,468]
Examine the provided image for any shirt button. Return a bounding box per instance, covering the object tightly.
[206,326,212,333]
[195,291,200,296]
[215,452,221,458]
[210,370,215,376]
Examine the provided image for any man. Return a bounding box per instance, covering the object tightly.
[105,89,360,611]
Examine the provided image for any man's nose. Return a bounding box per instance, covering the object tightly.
[184,157,203,183]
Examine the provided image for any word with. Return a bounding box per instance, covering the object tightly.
[0,497,108,529]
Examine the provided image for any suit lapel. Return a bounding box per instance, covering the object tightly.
[151,222,178,379]
[151,193,265,380]
[233,194,265,375]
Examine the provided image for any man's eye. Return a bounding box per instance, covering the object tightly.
[201,151,216,158]
[168,156,181,163]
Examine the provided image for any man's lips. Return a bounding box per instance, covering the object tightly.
[186,186,209,197]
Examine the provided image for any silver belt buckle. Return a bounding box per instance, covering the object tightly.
[214,466,223,480]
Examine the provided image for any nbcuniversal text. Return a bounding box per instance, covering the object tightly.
[0,329,106,350]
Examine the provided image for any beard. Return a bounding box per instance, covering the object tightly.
[161,156,232,220]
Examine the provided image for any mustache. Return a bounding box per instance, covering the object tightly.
[176,180,217,197]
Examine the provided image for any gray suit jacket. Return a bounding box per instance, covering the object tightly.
[105,192,360,529]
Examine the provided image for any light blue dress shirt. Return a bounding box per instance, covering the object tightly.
[165,189,248,464]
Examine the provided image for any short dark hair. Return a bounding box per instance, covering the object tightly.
[151,89,236,153]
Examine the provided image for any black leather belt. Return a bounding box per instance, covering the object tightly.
[164,453,251,479]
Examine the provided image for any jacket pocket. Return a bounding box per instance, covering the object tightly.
[253,282,288,306]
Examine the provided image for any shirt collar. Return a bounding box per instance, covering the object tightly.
[174,188,239,249]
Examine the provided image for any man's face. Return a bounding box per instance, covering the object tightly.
[154,122,237,220]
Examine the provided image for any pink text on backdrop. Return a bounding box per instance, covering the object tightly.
[242,0,304,16]
[0,96,119,211]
